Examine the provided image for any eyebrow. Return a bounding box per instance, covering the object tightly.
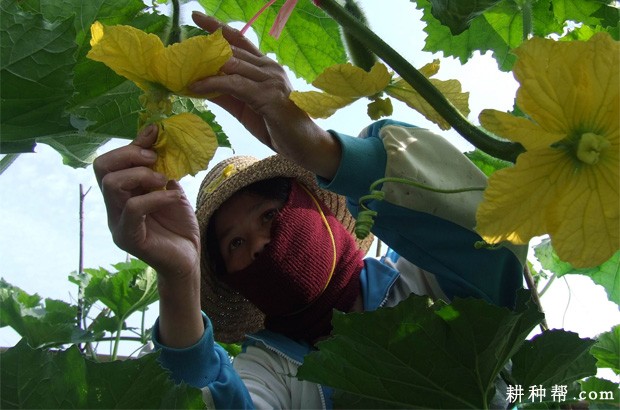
[217,197,271,243]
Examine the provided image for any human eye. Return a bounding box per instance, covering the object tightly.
[262,208,278,223]
[229,237,244,251]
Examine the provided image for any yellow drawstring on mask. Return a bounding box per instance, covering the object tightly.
[298,184,337,293]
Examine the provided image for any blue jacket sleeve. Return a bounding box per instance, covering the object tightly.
[152,313,254,409]
[319,120,525,309]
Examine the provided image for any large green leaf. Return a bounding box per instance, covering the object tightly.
[1,0,229,168]
[590,326,620,375]
[82,259,159,327]
[0,1,77,153]
[0,340,206,409]
[297,290,544,409]
[415,0,566,71]
[196,0,347,82]
[511,330,597,388]
[534,238,620,305]
[0,279,96,348]
[578,377,620,408]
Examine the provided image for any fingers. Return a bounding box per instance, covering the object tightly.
[101,167,168,226]
[112,189,183,252]
[93,124,159,187]
[192,11,262,57]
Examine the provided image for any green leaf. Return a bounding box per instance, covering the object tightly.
[511,330,597,388]
[534,239,620,305]
[552,0,611,27]
[1,0,171,167]
[297,290,544,409]
[196,0,347,82]
[0,1,77,153]
[82,259,159,326]
[590,326,620,375]
[415,0,564,71]
[0,279,96,348]
[578,377,620,408]
[465,148,512,177]
[0,340,206,409]
[427,0,502,35]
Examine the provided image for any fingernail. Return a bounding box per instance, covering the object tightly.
[140,149,157,159]
[139,123,156,137]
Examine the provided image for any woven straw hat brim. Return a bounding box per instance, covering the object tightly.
[195,155,373,343]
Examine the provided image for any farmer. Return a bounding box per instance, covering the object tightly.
[93,13,526,409]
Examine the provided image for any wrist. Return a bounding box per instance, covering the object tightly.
[156,263,204,348]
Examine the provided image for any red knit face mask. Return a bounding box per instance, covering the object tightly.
[222,181,364,341]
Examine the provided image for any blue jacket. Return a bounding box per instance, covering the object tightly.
[152,120,526,408]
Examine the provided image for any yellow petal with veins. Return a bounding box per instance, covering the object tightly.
[289,91,356,118]
[312,62,391,98]
[152,113,218,180]
[152,30,232,97]
[87,21,163,90]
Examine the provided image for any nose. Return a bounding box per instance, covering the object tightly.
[250,229,271,260]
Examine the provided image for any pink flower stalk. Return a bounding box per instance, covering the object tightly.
[241,0,310,39]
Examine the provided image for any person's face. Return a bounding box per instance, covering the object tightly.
[214,192,285,273]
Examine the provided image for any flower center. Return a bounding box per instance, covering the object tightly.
[576,132,609,165]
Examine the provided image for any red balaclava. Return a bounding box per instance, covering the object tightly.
[222,181,365,342]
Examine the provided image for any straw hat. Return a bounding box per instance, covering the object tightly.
[195,155,374,343]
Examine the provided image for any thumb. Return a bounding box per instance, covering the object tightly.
[132,123,159,149]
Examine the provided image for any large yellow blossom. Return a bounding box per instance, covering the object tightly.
[87,22,231,179]
[477,33,619,268]
[290,61,469,129]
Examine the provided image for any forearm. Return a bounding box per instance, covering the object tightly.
[275,123,342,181]
[157,264,204,348]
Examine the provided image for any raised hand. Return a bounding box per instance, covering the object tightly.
[190,11,342,180]
[94,124,203,347]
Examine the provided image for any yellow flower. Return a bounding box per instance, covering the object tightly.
[87,21,232,96]
[87,21,232,180]
[290,60,469,128]
[477,33,619,268]
[152,113,219,181]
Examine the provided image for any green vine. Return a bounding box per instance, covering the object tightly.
[355,177,486,239]
[317,0,525,163]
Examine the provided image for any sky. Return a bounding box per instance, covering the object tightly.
[1,0,618,368]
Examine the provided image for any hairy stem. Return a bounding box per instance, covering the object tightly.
[167,0,182,45]
[317,0,524,163]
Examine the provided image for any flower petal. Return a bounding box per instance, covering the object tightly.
[152,30,232,96]
[152,113,218,180]
[479,109,565,150]
[547,137,619,268]
[289,90,355,118]
[476,148,572,244]
[387,77,469,131]
[87,22,163,90]
[312,62,391,98]
[513,33,619,136]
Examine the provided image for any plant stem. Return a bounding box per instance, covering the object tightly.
[521,0,533,40]
[0,154,19,175]
[316,0,525,163]
[537,273,556,298]
[111,318,124,361]
[523,263,548,332]
[77,184,93,355]
[167,0,182,45]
